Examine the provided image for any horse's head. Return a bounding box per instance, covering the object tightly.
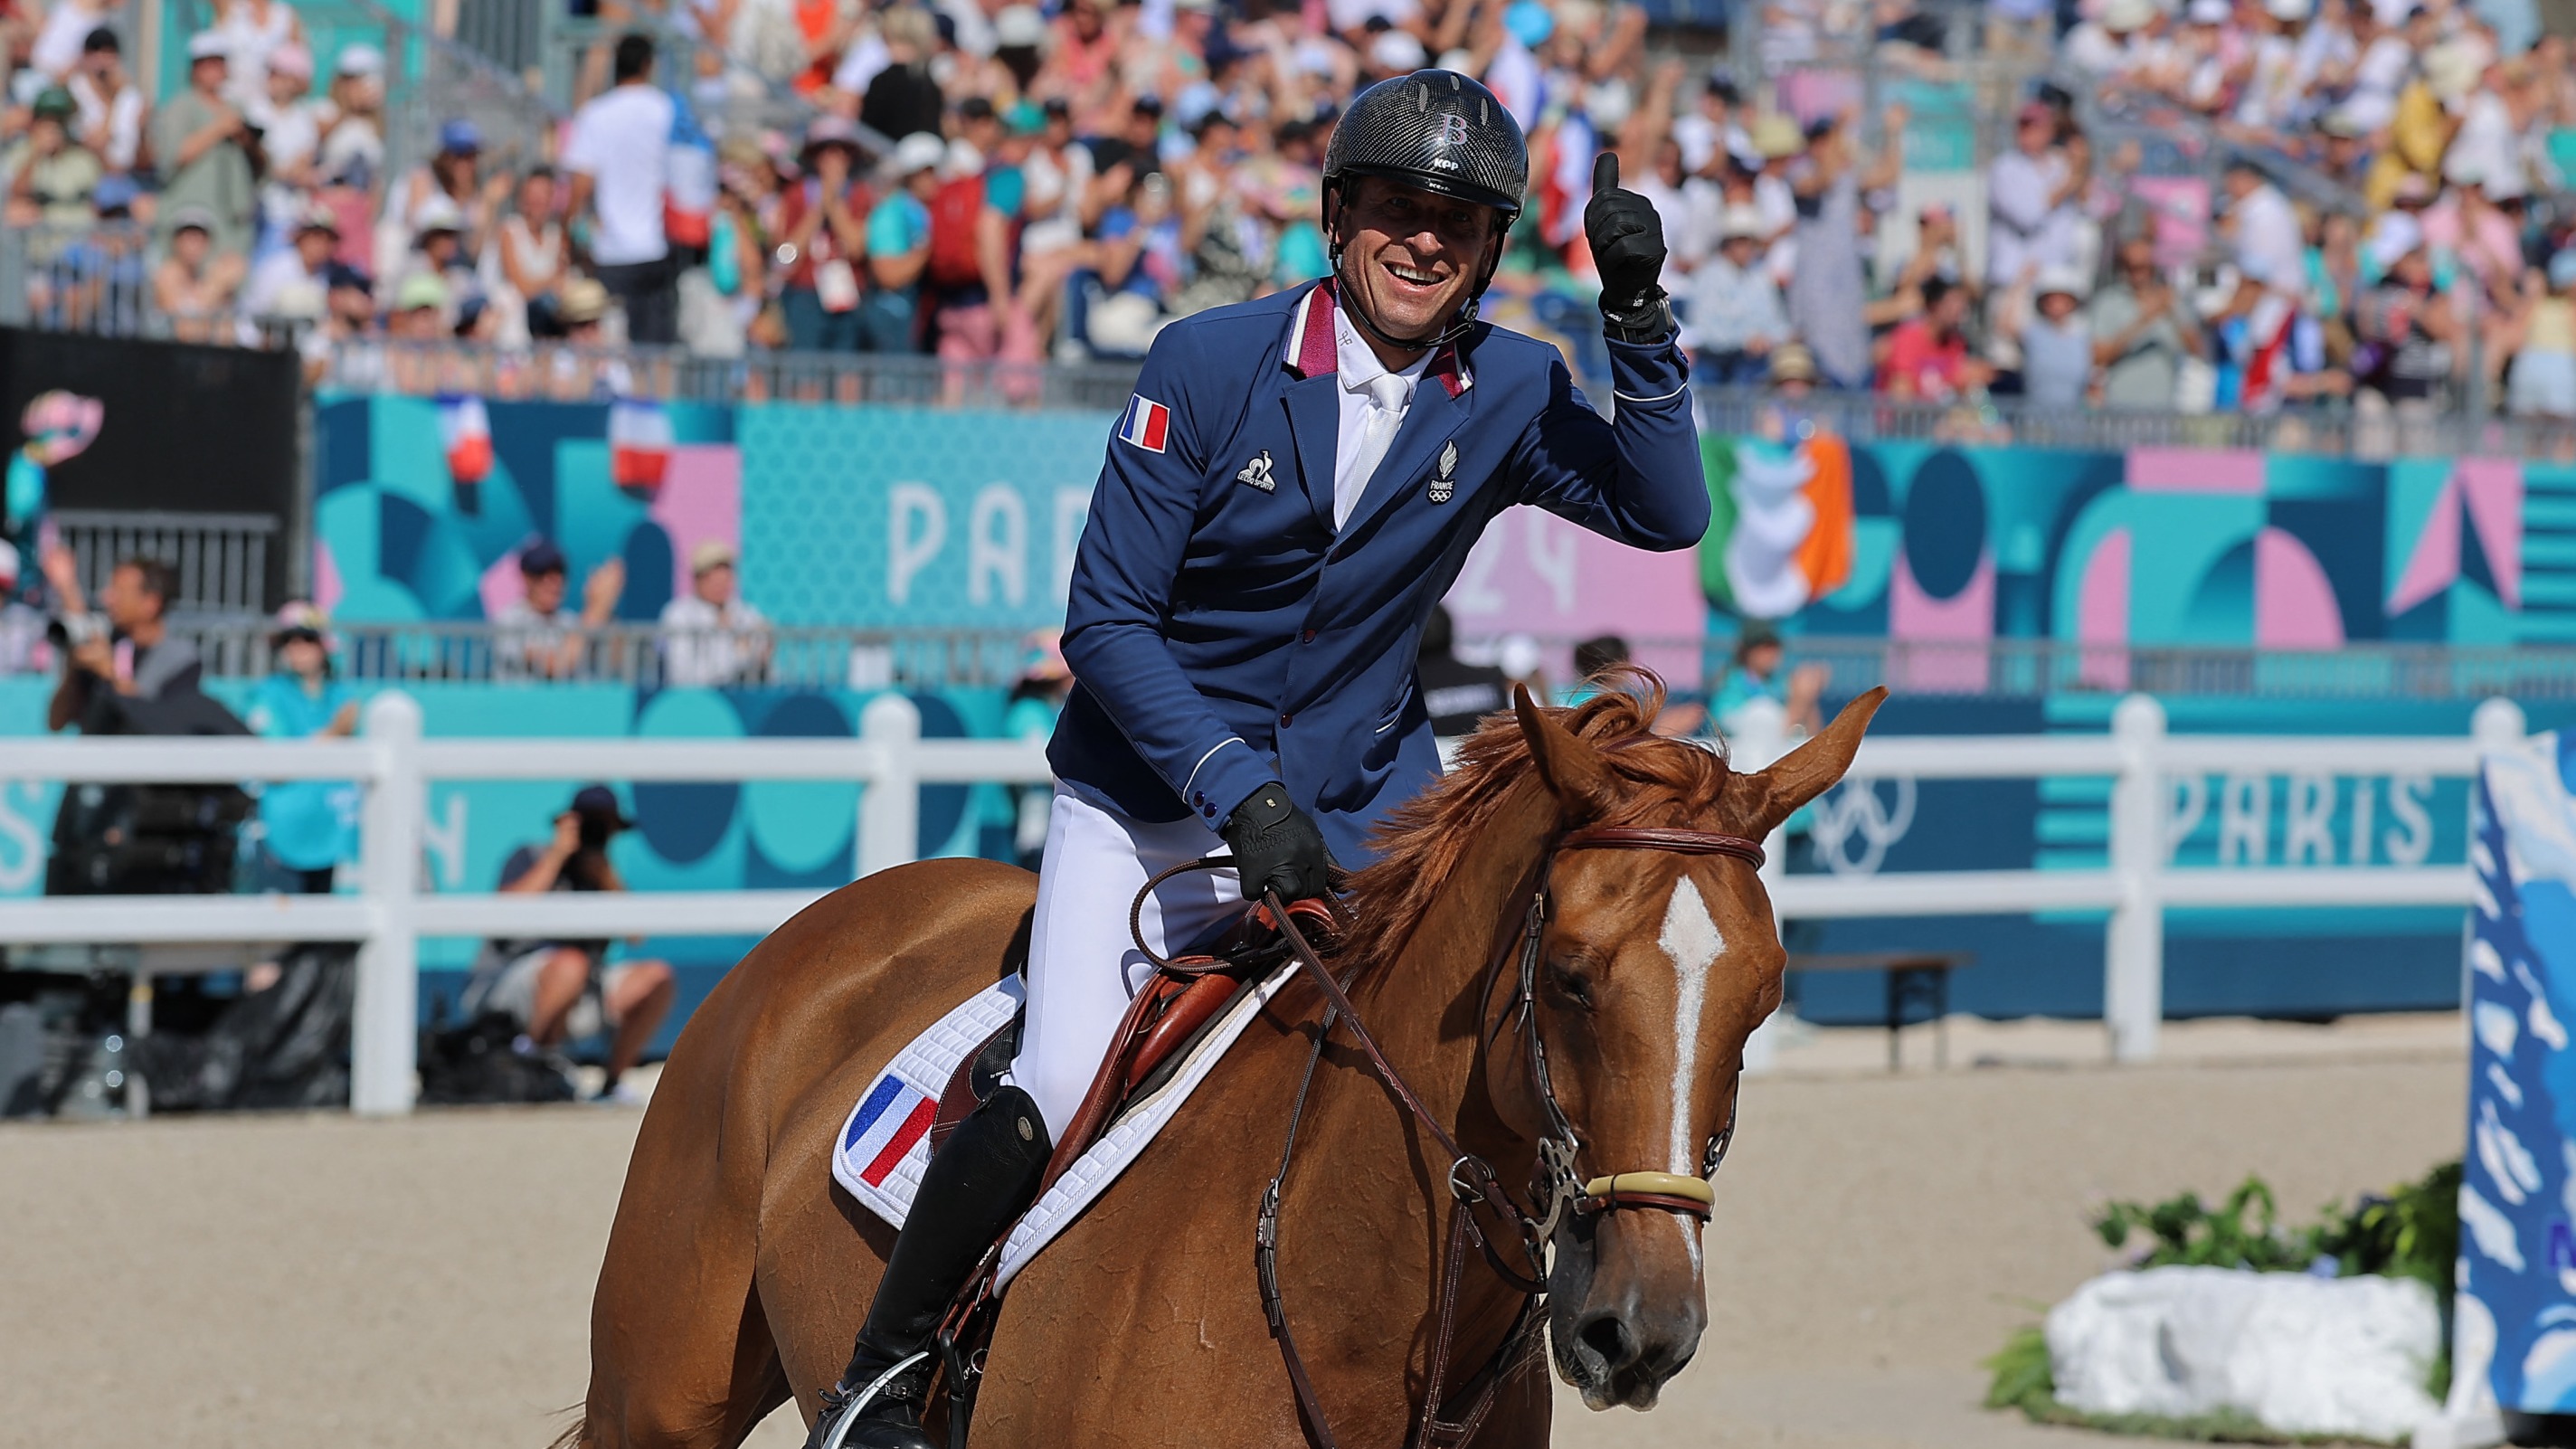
[1501,681,1883,1410]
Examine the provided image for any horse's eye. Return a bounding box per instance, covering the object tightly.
[1547,962,1595,1009]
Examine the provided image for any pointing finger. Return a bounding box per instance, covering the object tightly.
[1592,150,1619,198]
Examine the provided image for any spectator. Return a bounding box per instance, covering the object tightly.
[1987,101,2087,294]
[775,118,873,352]
[2501,251,2576,421]
[248,42,323,248]
[492,166,571,341]
[2352,239,2460,437]
[859,132,945,352]
[385,119,500,285]
[1878,275,1982,399]
[857,6,944,141]
[213,0,307,113]
[29,0,117,81]
[566,34,677,344]
[66,27,144,177]
[151,32,257,258]
[2021,267,2095,409]
[1559,634,1631,706]
[494,538,623,677]
[317,43,385,191]
[1785,109,1901,390]
[242,203,339,326]
[3,88,101,231]
[925,104,1018,367]
[1000,630,1072,867]
[657,538,771,687]
[1710,620,1827,749]
[1416,604,1511,768]
[244,601,358,894]
[154,207,247,342]
[1690,204,1787,385]
[402,194,479,317]
[2088,235,2205,411]
[465,784,677,1104]
[41,550,221,735]
[2211,158,2312,411]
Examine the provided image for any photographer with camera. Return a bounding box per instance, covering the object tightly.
[41,549,234,737]
[459,784,676,1104]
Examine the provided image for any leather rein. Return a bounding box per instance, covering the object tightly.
[1128,822,1766,1448]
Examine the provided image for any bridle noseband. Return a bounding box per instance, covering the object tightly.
[1209,819,1767,1449]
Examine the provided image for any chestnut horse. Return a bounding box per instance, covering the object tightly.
[569,680,1884,1448]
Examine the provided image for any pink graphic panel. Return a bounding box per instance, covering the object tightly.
[2075,526,2131,690]
[1442,507,1708,687]
[1888,551,1994,691]
[2455,459,2523,609]
[314,539,344,616]
[2129,448,2267,494]
[2254,527,2346,648]
[478,551,526,621]
[649,445,745,603]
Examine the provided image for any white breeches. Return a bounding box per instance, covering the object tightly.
[1005,786,1242,1136]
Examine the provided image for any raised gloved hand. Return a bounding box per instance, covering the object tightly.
[1221,782,1334,904]
[1583,152,1672,340]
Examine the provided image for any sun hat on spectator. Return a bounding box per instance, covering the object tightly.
[2367,210,2424,270]
[1585,80,1635,131]
[395,271,449,314]
[270,601,336,650]
[439,118,483,156]
[800,115,867,163]
[2319,107,2365,138]
[2423,40,2483,102]
[2388,171,2435,206]
[31,87,74,121]
[2100,0,2156,30]
[1004,99,1046,136]
[296,202,341,237]
[942,137,982,178]
[689,538,739,575]
[336,43,384,78]
[269,41,311,78]
[993,4,1047,47]
[1766,341,1820,385]
[2183,0,2228,22]
[558,277,610,326]
[1751,113,1804,159]
[886,131,946,180]
[1502,0,1554,47]
[187,30,228,61]
[168,204,219,235]
[2034,265,2089,302]
[93,175,139,215]
[413,193,466,239]
[1718,204,1766,242]
[2265,0,2312,20]
[1368,29,1426,71]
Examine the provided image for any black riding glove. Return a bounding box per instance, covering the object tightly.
[1583,152,1673,343]
[1221,782,1334,904]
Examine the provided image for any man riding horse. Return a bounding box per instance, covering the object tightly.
[808,69,1708,1449]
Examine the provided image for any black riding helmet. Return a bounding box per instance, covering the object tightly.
[1322,69,1529,350]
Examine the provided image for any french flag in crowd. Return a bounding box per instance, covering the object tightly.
[843,1073,937,1188]
[1117,394,1170,453]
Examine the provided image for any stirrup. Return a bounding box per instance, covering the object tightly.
[813,1351,930,1449]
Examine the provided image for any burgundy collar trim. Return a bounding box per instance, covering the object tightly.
[1283,279,1472,398]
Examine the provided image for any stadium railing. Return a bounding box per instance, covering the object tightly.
[46,626,2576,703]
[0,691,2520,1112]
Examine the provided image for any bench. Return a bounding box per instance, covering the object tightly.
[1785,952,1974,1071]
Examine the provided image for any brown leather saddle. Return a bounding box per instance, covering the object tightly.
[928,896,1340,1187]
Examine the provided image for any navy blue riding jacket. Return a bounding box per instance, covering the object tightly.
[1049,279,1709,865]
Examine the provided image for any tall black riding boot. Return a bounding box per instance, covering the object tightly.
[805,1085,1053,1449]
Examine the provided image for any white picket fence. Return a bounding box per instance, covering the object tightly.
[0,692,2528,1113]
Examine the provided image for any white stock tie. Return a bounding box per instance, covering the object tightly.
[1336,372,1412,530]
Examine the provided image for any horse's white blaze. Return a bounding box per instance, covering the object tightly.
[1658,876,1723,1274]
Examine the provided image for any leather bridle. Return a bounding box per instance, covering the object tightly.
[1134,819,1767,1448]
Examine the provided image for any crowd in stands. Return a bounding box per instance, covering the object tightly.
[0,0,2571,416]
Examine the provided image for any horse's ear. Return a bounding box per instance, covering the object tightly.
[1726,687,1888,838]
[1513,684,1617,819]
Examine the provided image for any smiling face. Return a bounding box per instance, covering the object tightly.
[1332,175,1503,350]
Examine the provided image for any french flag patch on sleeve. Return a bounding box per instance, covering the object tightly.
[842,1074,937,1188]
[1117,394,1171,453]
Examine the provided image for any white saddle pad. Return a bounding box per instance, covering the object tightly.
[832,961,1299,1289]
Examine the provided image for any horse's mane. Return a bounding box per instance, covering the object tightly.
[1335,669,1737,968]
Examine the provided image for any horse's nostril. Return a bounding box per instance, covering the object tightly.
[1577,1312,1639,1370]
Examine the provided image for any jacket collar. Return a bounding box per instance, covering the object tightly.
[1282,279,1473,398]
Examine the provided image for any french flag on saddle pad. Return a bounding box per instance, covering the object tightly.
[1117,394,1170,453]
[843,1074,937,1189]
